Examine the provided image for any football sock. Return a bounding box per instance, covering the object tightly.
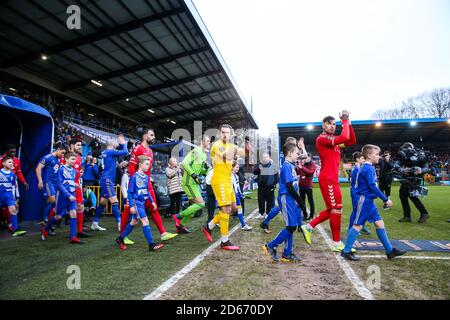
[121,223,134,239]
[150,207,166,235]
[76,211,83,233]
[44,203,55,220]
[283,231,294,256]
[263,206,280,225]
[237,212,245,227]
[120,206,131,233]
[94,205,106,223]
[111,204,121,224]
[344,227,359,253]
[309,209,330,228]
[70,217,77,239]
[45,217,58,231]
[219,212,230,237]
[329,212,342,242]
[142,225,154,245]
[268,227,290,249]
[180,203,205,226]
[376,228,393,254]
[10,214,18,232]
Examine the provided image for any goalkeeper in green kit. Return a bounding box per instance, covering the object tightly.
[172,136,211,233]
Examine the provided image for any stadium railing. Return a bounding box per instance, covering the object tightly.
[86,186,124,215]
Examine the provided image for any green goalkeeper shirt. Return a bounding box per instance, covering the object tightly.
[181,147,208,185]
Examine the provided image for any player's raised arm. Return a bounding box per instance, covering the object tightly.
[333,110,351,145]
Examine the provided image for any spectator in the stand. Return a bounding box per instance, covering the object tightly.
[82,156,99,187]
[165,158,184,219]
[89,138,101,158]
[253,153,279,219]
[297,153,317,221]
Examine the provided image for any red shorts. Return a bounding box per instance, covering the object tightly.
[319,179,342,210]
[75,187,84,205]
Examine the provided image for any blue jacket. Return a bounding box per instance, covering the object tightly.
[83,163,99,182]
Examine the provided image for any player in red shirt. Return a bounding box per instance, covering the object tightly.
[0,144,29,189]
[300,110,356,252]
[120,129,177,242]
[0,144,29,231]
[62,139,91,238]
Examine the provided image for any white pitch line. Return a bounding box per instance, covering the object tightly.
[358,255,450,260]
[316,225,374,300]
[143,209,259,300]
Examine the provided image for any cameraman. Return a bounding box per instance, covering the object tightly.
[378,151,394,210]
[396,143,430,223]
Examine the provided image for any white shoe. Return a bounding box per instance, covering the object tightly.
[255,214,266,219]
[91,224,107,231]
[241,224,253,231]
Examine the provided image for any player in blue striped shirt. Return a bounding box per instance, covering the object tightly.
[115,155,164,252]
[342,145,406,261]
[92,134,128,232]
[349,151,370,235]
[1,157,27,237]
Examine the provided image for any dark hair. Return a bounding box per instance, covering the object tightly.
[5,144,16,150]
[383,150,391,156]
[54,141,66,150]
[2,156,13,163]
[64,151,77,159]
[142,128,155,139]
[69,138,82,146]
[282,143,297,157]
[323,116,335,123]
[352,151,363,161]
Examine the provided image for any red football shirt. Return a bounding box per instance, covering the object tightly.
[316,120,356,182]
[128,144,154,178]
[0,154,27,185]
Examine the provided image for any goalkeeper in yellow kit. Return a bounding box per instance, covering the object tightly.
[201,124,242,251]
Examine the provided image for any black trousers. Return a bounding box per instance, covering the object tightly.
[168,191,183,216]
[206,184,216,223]
[399,183,429,218]
[299,188,315,218]
[258,185,275,215]
[379,181,392,198]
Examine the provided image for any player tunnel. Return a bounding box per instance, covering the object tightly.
[0,94,54,221]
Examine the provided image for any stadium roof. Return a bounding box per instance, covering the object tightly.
[278,118,450,146]
[0,0,258,131]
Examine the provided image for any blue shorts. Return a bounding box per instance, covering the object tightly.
[132,201,147,219]
[43,182,57,198]
[349,195,382,226]
[278,194,302,227]
[56,192,77,216]
[0,192,16,208]
[100,179,116,199]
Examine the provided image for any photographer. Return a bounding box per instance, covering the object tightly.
[394,143,430,223]
[378,151,394,210]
